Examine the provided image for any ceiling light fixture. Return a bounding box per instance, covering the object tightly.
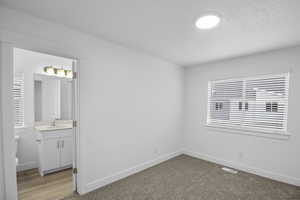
[195,14,221,30]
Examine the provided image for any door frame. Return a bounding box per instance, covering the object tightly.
[0,41,17,200]
[0,41,81,199]
[72,59,80,192]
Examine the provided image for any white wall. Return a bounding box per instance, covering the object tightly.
[0,49,5,200]
[184,46,300,186]
[14,48,73,171]
[0,6,183,195]
[0,41,18,200]
[1,4,299,199]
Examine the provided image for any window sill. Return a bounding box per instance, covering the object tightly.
[204,124,291,140]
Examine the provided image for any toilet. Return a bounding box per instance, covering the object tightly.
[15,135,20,165]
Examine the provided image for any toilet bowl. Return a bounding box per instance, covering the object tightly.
[14,135,20,165]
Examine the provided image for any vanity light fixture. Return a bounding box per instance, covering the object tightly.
[44,66,55,75]
[65,70,73,78]
[195,14,221,30]
[56,68,65,77]
[44,66,73,78]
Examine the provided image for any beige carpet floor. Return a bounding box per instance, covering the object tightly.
[65,155,300,200]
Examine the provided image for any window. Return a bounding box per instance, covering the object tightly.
[238,102,243,111]
[245,102,249,111]
[13,73,24,128]
[215,102,223,111]
[266,102,272,112]
[207,73,289,134]
[272,102,278,112]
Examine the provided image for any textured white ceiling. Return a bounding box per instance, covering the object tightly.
[1,0,300,66]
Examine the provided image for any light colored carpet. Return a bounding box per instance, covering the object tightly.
[65,155,300,200]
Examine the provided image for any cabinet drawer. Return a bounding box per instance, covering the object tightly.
[39,128,73,139]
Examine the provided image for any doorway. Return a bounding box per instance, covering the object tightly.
[12,48,79,200]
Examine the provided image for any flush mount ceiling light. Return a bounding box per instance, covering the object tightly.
[195,15,220,30]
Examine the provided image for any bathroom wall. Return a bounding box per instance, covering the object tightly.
[14,48,72,171]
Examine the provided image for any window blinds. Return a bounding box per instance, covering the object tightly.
[207,73,289,134]
[13,73,25,128]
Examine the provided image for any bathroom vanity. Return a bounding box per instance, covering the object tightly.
[33,74,73,176]
[35,122,73,176]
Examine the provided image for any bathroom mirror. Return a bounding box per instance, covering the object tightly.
[34,74,72,122]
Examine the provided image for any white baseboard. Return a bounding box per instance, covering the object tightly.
[82,149,300,195]
[183,150,300,187]
[83,150,183,194]
[17,161,38,172]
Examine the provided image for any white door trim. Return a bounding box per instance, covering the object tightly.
[72,59,81,193]
[0,41,18,200]
[0,41,81,199]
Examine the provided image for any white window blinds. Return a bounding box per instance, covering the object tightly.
[207,73,289,134]
[13,73,25,128]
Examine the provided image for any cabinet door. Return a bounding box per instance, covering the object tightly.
[42,138,60,171]
[60,136,73,167]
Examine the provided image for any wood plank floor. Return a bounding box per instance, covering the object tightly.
[17,168,73,200]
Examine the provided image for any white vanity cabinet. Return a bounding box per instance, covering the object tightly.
[36,128,73,176]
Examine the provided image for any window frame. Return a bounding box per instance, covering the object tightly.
[206,73,290,136]
[13,73,25,129]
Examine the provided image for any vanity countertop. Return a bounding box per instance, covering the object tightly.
[35,124,73,131]
[35,120,73,132]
